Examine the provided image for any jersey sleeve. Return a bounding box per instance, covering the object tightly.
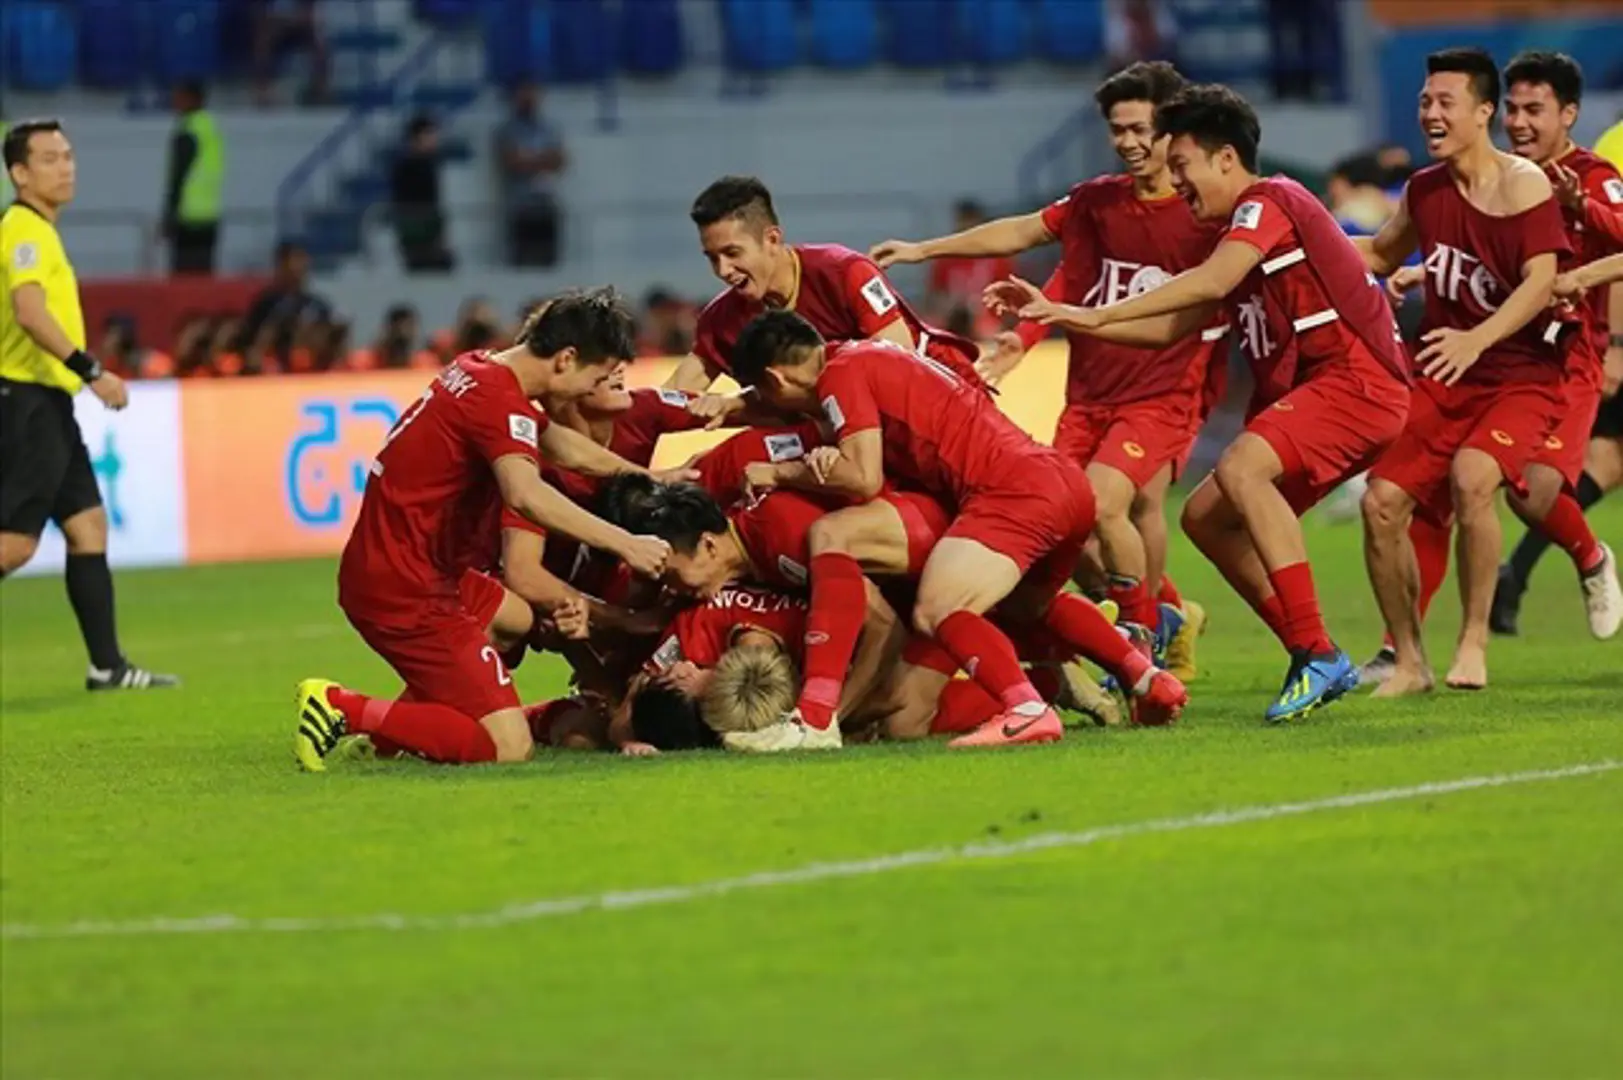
[635,387,709,437]
[1039,192,1072,237]
[464,382,548,466]
[1518,196,1573,263]
[1581,165,1623,249]
[2,214,52,292]
[1221,193,1294,257]
[691,304,730,374]
[816,362,881,439]
[842,258,907,335]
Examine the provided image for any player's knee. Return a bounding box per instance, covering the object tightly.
[59,508,108,555]
[490,730,535,763]
[1448,455,1501,513]
[0,534,40,575]
[911,599,955,638]
[1360,481,1409,533]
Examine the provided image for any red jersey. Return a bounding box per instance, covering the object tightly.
[728,490,829,591]
[1406,162,1572,387]
[692,242,983,385]
[1221,177,1410,411]
[694,421,826,507]
[816,339,1044,505]
[1041,175,1224,405]
[1553,145,1623,381]
[339,355,547,623]
[646,586,809,672]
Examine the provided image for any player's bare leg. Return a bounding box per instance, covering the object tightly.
[1182,477,1280,634]
[1132,465,1174,603]
[1069,536,1108,596]
[1587,435,1623,492]
[485,589,537,653]
[1360,479,1434,696]
[807,499,916,576]
[1088,463,1156,629]
[1447,450,1503,690]
[0,532,40,575]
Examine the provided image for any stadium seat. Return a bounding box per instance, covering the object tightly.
[1034,0,1105,65]
[721,0,798,73]
[808,0,878,70]
[484,0,553,87]
[147,0,224,83]
[76,0,143,87]
[882,0,957,69]
[7,2,78,92]
[956,0,1026,66]
[619,0,684,76]
[414,0,482,25]
[550,0,614,83]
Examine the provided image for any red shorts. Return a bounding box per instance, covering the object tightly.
[1052,395,1197,489]
[1248,360,1411,515]
[1531,371,1602,486]
[342,597,520,722]
[1370,377,1563,526]
[458,569,509,629]
[945,453,1096,596]
[882,488,952,575]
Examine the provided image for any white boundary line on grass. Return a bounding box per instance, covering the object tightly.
[3,760,1616,942]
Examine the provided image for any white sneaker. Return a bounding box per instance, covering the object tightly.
[1580,542,1623,640]
[722,710,843,753]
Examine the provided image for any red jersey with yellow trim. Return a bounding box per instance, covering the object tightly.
[727,490,830,591]
[646,586,809,672]
[1041,174,1224,405]
[692,242,982,384]
[693,420,827,507]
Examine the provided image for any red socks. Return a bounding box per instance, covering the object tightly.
[934,610,1044,711]
[929,678,1002,734]
[1267,561,1333,655]
[1041,592,1152,692]
[1255,594,1289,645]
[1539,491,1603,573]
[326,687,496,764]
[1411,515,1451,620]
[1106,575,1157,630]
[798,553,869,730]
[1157,574,1183,609]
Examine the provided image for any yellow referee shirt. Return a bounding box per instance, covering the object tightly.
[1,200,86,394]
[1595,118,1623,173]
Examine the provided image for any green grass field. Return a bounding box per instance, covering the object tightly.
[3,502,1621,1079]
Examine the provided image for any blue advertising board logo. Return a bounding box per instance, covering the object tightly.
[284,397,402,527]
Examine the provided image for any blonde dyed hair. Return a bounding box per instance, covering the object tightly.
[701,646,799,733]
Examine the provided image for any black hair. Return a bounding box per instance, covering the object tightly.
[1503,50,1583,108]
[630,683,719,751]
[1427,47,1501,113]
[953,198,987,220]
[1095,60,1187,117]
[1329,151,1386,190]
[175,79,207,105]
[385,303,416,323]
[405,113,437,140]
[728,309,824,389]
[642,483,729,555]
[596,473,666,533]
[273,238,306,263]
[518,286,635,365]
[689,175,779,230]
[1154,84,1262,172]
[3,118,64,172]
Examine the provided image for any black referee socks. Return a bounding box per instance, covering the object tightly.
[64,553,124,671]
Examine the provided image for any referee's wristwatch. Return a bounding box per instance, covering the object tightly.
[65,349,105,382]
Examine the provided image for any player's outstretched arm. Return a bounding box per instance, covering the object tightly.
[1561,250,1623,295]
[870,211,1052,267]
[501,526,583,612]
[538,421,650,479]
[996,275,1214,347]
[1090,240,1261,326]
[1356,190,1418,278]
[493,456,670,577]
[664,353,720,394]
[772,432,885,501]
[838,581,907,719]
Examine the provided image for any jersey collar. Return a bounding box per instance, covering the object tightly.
[725,517,761,579]
[765,248,803,311]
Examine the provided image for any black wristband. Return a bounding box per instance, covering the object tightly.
[65,350,104,382]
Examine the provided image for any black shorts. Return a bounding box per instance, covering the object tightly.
[1594,390,1623,439]
[0,378,103,537]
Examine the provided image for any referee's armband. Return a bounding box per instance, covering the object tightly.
[64,350,104,382]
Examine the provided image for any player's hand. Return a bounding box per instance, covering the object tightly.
[655,660,712,699]
[805,446,844,484]
[619,534,671,578]
[975,331,1026,386]
[551,596,590,640]
[88,371,129,411]
[1416,327,1485,386]
[1551,270,1586,305]
[1548,162,1586,212]
[983,278,1037,318]
[1602,346,1623,401]
[620,740,661,758]
[651,464,700,485]
[688,392,739,430]
[743,461,779,500]
[869,239,924,268]
[1385,264,1424,304]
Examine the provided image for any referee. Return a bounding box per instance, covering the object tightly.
[2,119,177,691]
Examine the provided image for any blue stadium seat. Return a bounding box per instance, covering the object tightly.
[550,0,613,83]
[1034,0,1104,65]
[6,1,77,92]
[147,0,224,83]
[721,0,798,73]
[882,0,957,69]
[956,0,1025,66]
[619,0,684,77]
[75,0,143,87]
[415,0,482,25]
[808,0,878,70]
[484,0,553,87]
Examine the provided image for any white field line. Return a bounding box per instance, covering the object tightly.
[2,760,1615,942]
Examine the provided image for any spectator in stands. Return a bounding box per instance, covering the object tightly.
[1264,0,1342,100]
[390,114,454,274]
[100,316,175,380]
[1374,142,1415,194]
[432,296,504,364]
[1105,0,1178,73]
[239,240,333,364]
[252,0,330,107]
[162,80,226,276]
[1325,152,1393,235]
[926,199,1016,340]
[496,82,566,268]
[172,316,220,378]
[637,288,697,357]
[351,304,438,371]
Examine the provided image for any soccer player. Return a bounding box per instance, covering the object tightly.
[728,315,1187,750]
[1487,51,1623,639]
[666,175,985,407]
[293,290,674,771]
[997,84,1412,722]
[1359,48,1575,692]
[870,61,1220,672]
[1,119,177,691]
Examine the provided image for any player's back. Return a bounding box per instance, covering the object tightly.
[1554,145,1623,369]
[1406,162,1570,385]
[695,421,826,507]
[341,356,544,620]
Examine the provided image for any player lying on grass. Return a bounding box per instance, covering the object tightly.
[725,313,1187,751]
[991,83,1413,723]
[293,289,678,771]
[871,61,1219,683]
